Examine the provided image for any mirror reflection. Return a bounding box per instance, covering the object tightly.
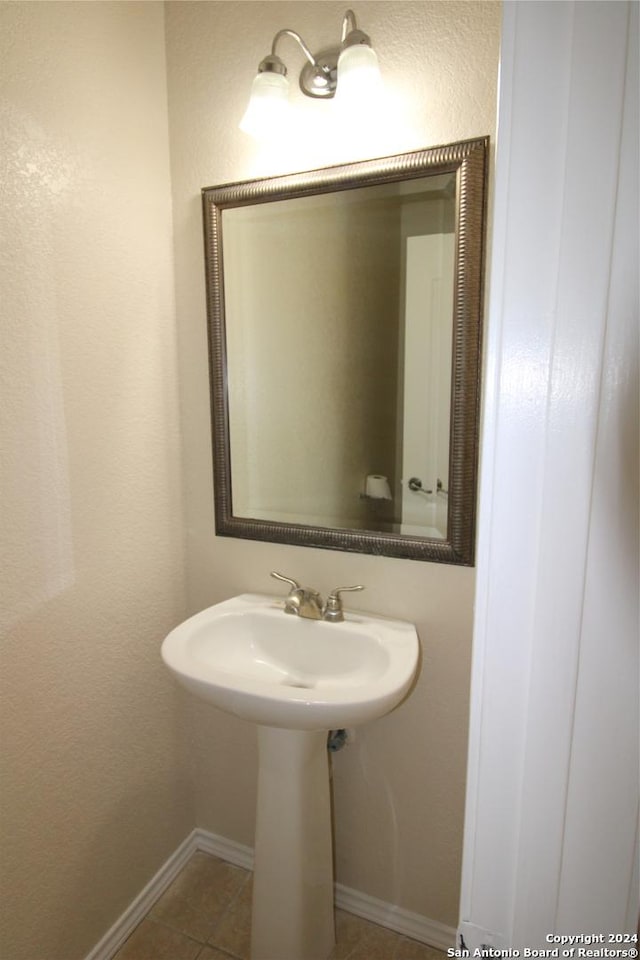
[223,174,455,539]
[203,139,487,563]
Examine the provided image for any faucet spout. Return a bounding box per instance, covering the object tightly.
[285,587,323,620]
[271,572,323,620]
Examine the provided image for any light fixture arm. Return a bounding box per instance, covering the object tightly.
[340,9,373,49]
[270,10,362,64]
[269,28,337,98]
[271,29,317,68]
[341,9,358,42]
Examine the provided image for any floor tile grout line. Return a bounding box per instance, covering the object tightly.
[150,891,219,945]
[143,914,210,950]
[204,871,252,951]
[150,854,250,952]
[195,944,245,960]
[154,861,249,948]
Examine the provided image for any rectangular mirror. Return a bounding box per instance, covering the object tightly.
[202,138,488,563]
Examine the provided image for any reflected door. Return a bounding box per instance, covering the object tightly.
[400,233,454,537]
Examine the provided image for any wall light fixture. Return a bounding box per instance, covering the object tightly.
[240,9,382,138]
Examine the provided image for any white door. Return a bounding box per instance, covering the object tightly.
[400,233,454,536]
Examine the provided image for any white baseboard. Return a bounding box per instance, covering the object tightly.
[85,828,456,960]
[334,883,455,951]
[84,830,202,960]
[192,826,254,871]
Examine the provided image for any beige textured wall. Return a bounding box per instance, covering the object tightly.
[165,0,499,929]
[0,4,192,959]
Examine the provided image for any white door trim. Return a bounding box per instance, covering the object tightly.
[460,0,638,948]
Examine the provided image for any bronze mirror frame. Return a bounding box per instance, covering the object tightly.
[202,137,488,564]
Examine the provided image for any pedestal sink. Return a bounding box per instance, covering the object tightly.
[161,593,419,960]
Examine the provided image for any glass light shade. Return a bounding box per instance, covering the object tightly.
[335,43,382,104]
[240,71,290,138]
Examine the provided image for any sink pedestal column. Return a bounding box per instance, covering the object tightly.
[251,726,335,960]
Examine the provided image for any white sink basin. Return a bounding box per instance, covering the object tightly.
[161,593,419,730]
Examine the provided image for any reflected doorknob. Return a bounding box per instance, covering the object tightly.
[408,477,433,494]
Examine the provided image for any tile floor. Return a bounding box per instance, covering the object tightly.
[112,851,445,960]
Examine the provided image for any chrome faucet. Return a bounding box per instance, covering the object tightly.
[270,572,364,622]
[271,572,323,619]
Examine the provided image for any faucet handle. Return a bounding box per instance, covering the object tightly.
[270,571,301,591]
[328,584,365,598]
[323,584,365,622]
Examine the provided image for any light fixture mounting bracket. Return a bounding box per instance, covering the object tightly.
[299,46,340,99]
